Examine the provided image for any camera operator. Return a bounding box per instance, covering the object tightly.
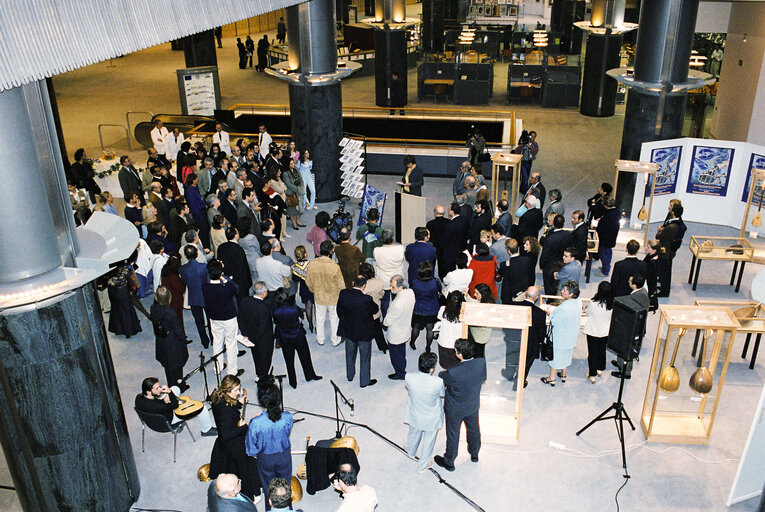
[514,130,539,194]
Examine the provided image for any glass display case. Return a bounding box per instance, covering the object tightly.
[688,236,754,292]
[641,305,740,445]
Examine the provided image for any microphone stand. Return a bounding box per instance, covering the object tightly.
[178,349,226,402]
[330,379,353,438]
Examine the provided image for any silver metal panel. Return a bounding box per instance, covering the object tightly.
[0,85,62,283]
[375,0,406,23]
[289,0,337,76]
[0,0,304,92]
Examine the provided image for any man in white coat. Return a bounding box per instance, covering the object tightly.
[383,275,415,380]
[150,120,169,159]
[164,127,184,163]
[213,122,232,156]
[404,351,445,472]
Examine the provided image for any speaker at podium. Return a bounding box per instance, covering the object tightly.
[395,191,427,244]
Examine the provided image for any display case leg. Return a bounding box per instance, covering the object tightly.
[750,334,761,370]
[692,329,701,357]
[730,261,739,286]
[743,333,752,359]
[585,256,592,283]
[688,255,697,283]
[692,260,702,291]
[735,262,746,293]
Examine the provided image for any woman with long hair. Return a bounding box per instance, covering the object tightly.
[150,286,189,390]
[291,245,315,332]
[210,375,260,499]
[245,383,293,509]
[271,287,322,389]
[523,236,541,286]
[210,214,227,257]
[286,139,300,163]
[265,169,289,239]
[298,149,316,210]
[410,261,441,352]
[436,291,465,369]
[583,281,613,383]
[106,263,142,338]
[541,280,582,386]
[283,158,306,230]
[468,283,494,358]
[645,239,670,308]
[160,255,186,324]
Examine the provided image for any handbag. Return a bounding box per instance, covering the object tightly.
[285,192,299,208]
[540,325,554,362]
[478,150,492,163]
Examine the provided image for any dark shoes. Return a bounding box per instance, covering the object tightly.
[471,455,479,463]
[236,369,245,377]
[310,375,323,381]
[388,373,405,380]
[361,379,377,388]
[611,371,631,379]
[201,428,218,437]
[409,341,417,351]
[434,455,455,472]
[237,350,246,357]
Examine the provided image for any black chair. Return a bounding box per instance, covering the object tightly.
[134,408,196,463]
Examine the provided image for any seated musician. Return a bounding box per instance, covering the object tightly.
[134,376,217,436]
[209,375,261,500]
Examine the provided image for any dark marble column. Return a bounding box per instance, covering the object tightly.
[580,33,623,117]
[183,29,217,68]
[421,0,444,53]
[0,283,140,511]
[374,28,407,107]
[289,81,343,202]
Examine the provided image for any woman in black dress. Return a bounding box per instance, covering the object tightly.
[272,287,322,389]
[150,286,189,391]
[107,264,142,338]
[210,375,261,499]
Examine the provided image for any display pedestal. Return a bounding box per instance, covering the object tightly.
[394,191,427,245]
[490,152,522,219]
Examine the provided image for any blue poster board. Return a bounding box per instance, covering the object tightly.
[358,185,387,226]
[646,146,682,196]
[741,153,765,203]
[686,145,735,196]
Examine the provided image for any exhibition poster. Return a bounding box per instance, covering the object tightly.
[741,153,765,203]
[358,185,387,226]
[646,146,682,196]
[686,145,735,196]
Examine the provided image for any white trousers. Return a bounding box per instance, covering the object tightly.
[210,317,239,376]
[315,304,340,346]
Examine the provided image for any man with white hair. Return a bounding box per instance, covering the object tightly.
[384,275,415,380]
[514,194,543,245]
[207,473,261,511]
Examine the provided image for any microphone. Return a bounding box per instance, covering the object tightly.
[349,399,355,417]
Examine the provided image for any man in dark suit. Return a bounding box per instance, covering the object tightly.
[611,274,650,379]
[207,473,260,512]
[539,214,571,295]
[496,199,513,237]
[468,199,492,252]
[438,203,470,279]
[157,186,176,230]
[219,188,239,228]
[404,226,437,285]
[175,141,195,184]
[655,202,683,295]
[179,245,211,348]
[496,238,532,304]
[508,286,547,388]
[117,155,144,204]
[514,195,543,245]
[457,194,473,221]
[237,282,274,380]
[217,227,253,303]
[526,171,546,209]
[169,199,195,251]
[611,239,648,297]
[337,276,380,388]
[434,339,487,471]
[426,205,449,255]
[570,210,589,264]
[237,187,262,240]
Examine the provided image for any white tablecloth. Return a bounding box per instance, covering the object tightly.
[93,158,122,196]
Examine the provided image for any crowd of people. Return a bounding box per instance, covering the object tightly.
[83,122,691,511]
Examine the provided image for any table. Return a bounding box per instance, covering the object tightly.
[93,158,122,197]
[422,78,455,103]
[694,300,765,370]
[687,236,754,292]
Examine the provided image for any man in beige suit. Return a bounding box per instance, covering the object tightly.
[305,240,346,347]
[384,275,415,380]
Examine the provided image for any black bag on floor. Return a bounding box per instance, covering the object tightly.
[540,325,554,361]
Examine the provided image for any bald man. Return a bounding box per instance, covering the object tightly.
[426,205,449,258]
[506,286,547,388]
[208,473,261,511]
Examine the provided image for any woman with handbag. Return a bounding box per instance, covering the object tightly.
[583,281,613,383]
[435,291,465,370]
[150,286,189,391]
[271,287,322,389]
[283,159,306,231]
[107,263,143,338]
[541,280,582,386]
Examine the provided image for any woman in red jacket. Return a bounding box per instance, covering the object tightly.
[468,244,497,299]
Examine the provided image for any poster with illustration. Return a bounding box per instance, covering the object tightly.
[358,185,387,226]
[645,146,682,195]
[686,145,735,196]
[741,153,765,203]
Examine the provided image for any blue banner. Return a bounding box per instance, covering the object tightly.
[686,145,735,197]
[358,185,387,226]
[646,146,682,196]
[741,153,765,203]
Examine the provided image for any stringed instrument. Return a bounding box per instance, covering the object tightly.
[689,329,714,394]
[174,395,204,417]
[637,177,648,221]
[658,327,686,393]
[752,188,763,227]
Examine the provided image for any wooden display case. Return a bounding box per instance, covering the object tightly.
[641,305,740,445]
[613,159,659,248]
[688,236,754,292]
[739,167,765,239]
[490,152,522,219]
[694,300,765,370]
[460,302,531,444]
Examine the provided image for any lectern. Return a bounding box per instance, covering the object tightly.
[395,192,427,244]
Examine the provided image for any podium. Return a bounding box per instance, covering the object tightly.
[395,192,427,245]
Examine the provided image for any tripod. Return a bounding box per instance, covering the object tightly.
[576,369,635,475]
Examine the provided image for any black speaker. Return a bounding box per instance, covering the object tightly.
[607,300,647,362]
[374,29,408,107]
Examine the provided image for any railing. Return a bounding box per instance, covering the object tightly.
[125,111,154,146]
[98,123,131,152]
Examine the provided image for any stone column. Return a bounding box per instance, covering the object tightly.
[374,0,408,108]
[421,0,444,53]
[0,81,139,512]
[287,0,344,202]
